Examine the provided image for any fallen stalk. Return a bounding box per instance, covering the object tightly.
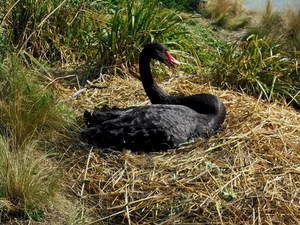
[61,80,108,102]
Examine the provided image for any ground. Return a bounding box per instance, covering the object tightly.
[54,68,300,224]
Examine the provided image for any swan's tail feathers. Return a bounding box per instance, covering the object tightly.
[84,105,140,127]
[80,126,97,144]
[83,110,93,127]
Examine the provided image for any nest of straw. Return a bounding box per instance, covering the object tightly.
[56,69,300,224]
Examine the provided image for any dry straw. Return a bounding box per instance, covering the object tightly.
[58,70,300,224]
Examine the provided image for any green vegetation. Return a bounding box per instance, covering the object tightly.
[0,54,75,145]
[1,0,206,78]
[213,35,300,106]
[0,53,75,221]
[204,0,300,107]
[0,0,300,223]
[93,0,185,76]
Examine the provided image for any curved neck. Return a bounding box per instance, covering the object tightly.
[138,50,225,119]
[139,53,170,104]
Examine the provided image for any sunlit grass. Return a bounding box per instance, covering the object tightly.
[212,34,300,107]
[0,53,80,222]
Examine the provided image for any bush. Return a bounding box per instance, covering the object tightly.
[212,35,300,106]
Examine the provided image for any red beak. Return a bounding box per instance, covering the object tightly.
[165,51,180,66]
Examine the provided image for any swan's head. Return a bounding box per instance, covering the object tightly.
[142,43,180,67]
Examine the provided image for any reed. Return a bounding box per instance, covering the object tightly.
[212,35,300,107]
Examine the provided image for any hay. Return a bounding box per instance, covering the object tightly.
[58,71,300,224]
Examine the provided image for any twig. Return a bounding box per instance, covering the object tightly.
[80,147,93,220]
[60,80,108,102]
[0,0,21,26]
[80,147,93,198]
[125,186,132,225]
[86,80,108,89]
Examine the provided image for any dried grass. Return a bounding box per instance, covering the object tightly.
[57,70,300,224]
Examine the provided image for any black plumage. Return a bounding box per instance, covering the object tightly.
[81,43,226,151]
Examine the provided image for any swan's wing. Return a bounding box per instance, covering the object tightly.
[84,105,138,127]
[82,105,209,150]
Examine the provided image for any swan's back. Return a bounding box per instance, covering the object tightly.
[82,104,215,151]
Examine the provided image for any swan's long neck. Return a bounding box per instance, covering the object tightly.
[139,54,170,104]
[139,50,226,120]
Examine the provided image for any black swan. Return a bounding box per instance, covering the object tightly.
[81,43,226,151]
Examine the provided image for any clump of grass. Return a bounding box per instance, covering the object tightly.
[93,0,183,77]
[0,136,60,221]
[0,53,82,223]
[1,0,106,63]
[1,0,203,81]
[203,0,248,29]
[246,0,300,50]
[212,35,300,107]
[247,0,282,39]
[0,53,75,146]
[282,8,300,49]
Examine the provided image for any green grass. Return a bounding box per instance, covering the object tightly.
[92,0,184,77]
[159,0,191,11]
[1,0,205,80]
[0,53,75,145]
[212,34,300,106]
[84,0,208,79]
